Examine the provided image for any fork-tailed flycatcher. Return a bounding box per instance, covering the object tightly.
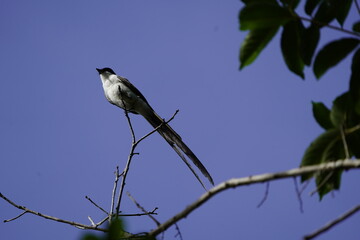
[96,67,214,189]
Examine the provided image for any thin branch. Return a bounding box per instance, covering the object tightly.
[345,123,360,134]
[85,196,108,215]
[4,211,28,222]
[127,191,160,226]
[115,110,179,215]
[355,0,360,14]
[88,216,96,226]
[340,126,350,159]
[95,216,109,227]
[296,15,360,37]
[174,223,183,240]
[118,209,158,217]
[257,182,270,208]
[0,192,107,232]
[299,179,311,195]
[303,204,360,240]
[148,159,360,237]
[293,177,304,213]
[115,108,140,216]
[109,166,122,222]
[136,110,179,145]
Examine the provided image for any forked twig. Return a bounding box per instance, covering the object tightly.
[115,110,179,215]
[0,192,107,232]
[127,191,160,226]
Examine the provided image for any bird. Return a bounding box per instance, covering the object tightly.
[96,67,214,189]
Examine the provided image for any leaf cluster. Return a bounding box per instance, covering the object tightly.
[239,0,360,79]
[239,0,360,199]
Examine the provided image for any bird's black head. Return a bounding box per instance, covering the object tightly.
[96,67,116,75]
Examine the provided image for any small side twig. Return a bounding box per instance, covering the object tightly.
[109,166,122,221]
[127,191,160,226]
[257,182,270,208]
[4,211,28,222]
[303,204,360,240]
[174,223,183,240]
[296,15,360,37]
[85,196,108,215]
[88,216,96,226]
[293,177,304,213]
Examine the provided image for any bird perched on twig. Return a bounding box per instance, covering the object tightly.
[96,67,214,189]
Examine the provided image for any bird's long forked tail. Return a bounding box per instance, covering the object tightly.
[142,109,214,190]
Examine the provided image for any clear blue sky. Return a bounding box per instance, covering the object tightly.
[1,1,359,239]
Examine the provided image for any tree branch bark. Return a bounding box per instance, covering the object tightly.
[303,204,360,240]
[148,159,360,237]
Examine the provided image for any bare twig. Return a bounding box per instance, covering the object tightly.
[118,210,158,217]
[174,223,183,240]
[127,191,160,226]
[303,204,360,240]
[299,179,311,196]
[148,159,360,237]
[4,211,28,222]
[355,0,360,14]
[293,178,304,213]
[109,166,121,222]
[3,160,359,236]
[115,110,179,215]
[296,15,360,37]
[85,196,108,215]
[95,216,109,226]
[88,216,96,226]
[345,123,360,134]
[257,182,270,208]
[0,192,107,232]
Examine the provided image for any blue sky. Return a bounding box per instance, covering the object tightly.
[1,1,359,239]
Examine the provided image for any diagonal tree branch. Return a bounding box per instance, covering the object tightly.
[148,159,360,237]
[2,159,360,236]
[0,192,107,232]
[303,204,360,240]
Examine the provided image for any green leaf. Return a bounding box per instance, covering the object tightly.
[107,218,126,240]
[300,129,341,181]
[316,169,342,200]
[300,25,320,66]
[281,20,305,78]
[312,101,333,130]
[280,0,300,9]
[313,0,337,25]
[81,234,101,240]
[313,38,360,79]
[239,2,293,30]
[305,0,322,16]
[347,131,360,158]
[353,21,360,33]
[349,49,360,115]
[335,0,352,26]
[330,92,349,127]
[239,27,279,69]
